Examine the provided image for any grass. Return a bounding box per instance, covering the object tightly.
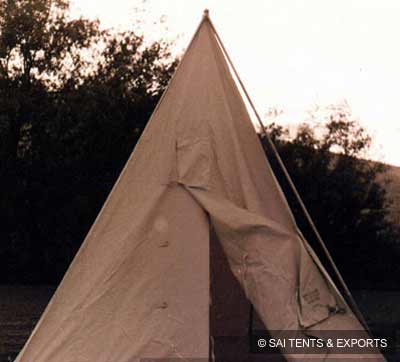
[0,286,54,362]
[0,286,399,361]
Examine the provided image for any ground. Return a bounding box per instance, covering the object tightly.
[0,286,399,362]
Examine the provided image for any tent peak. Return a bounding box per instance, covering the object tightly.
[203,9,210,18]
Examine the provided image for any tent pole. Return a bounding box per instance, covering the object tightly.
[204,14,370,334]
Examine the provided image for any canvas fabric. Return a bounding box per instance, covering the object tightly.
[16,17,385,362]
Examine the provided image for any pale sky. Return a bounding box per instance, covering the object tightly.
[70,0,400,166]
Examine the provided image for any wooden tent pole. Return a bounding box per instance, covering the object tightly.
[204,11,370,333]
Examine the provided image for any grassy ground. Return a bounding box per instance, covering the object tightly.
[0,286,399,361]
[0,286,55,362]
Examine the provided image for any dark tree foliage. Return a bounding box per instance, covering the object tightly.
[262,114,400,289]
[0,0,177,283]
[1,1,397,288]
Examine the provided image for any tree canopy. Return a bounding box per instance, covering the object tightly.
[263,104,399,288]
[0,0,177,283]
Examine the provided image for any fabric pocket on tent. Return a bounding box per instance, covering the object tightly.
[176,138,211,189]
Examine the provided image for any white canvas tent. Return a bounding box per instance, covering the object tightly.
[16,11,386,362]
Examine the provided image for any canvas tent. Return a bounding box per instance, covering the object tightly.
[16,11,386,362]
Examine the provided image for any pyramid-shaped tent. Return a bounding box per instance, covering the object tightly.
[16,12,385,362]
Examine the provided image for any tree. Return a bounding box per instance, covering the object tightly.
[263,103,399,288]
[0,0,177,283]
[0,0,100,163]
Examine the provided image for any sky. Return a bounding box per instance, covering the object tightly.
[70,0,400,166]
